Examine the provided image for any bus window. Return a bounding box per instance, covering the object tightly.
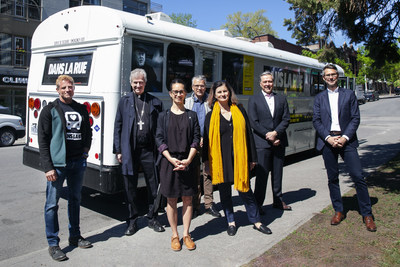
[222,52,243,94]
[311,71,323,95]
[166,43,194,91]
[132,39,163,92]
[200,50,217,86]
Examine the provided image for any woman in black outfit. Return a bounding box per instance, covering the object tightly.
[203,80,272,236]
[156,79,200,251]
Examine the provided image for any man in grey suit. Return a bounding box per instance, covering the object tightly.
[185,75,221,218]
[248,71,291,215]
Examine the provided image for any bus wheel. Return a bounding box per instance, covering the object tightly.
[0,128,16,147]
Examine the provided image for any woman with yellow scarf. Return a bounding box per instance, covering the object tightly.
[203,80,272,236]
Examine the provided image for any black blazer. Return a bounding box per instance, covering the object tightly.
[202,104,257,164]
[313,88,360,151]
[155,109,200,164]
[113,92,163,175]
[248,91,290,149]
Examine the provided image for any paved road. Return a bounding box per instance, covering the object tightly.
[1,96,399,266]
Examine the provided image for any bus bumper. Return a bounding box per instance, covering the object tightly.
[23,146,124,194]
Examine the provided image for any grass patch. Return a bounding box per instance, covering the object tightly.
[245,153,400,267]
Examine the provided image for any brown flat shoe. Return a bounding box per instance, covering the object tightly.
[183,235,196,251]
[330,211,344,225]
[364,216,377,232]
[171,236,181,251]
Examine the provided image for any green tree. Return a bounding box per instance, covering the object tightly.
[284,0,336,46]
[285,0,400,67]
[221,10,278,39]
[302,48,353,77]
[169,13,197,28]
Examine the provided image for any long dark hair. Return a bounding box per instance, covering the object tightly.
[207,80,239,108]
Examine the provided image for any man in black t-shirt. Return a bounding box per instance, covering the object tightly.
[38,75,92,261]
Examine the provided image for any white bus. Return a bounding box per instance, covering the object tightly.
[23,6,345,194]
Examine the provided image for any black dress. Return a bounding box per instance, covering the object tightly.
[220,114,234,183]
[159,112,197,198]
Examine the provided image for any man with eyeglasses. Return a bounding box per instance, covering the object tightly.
[313,64,376,232]
[113,68,165,236]
[184,75,221,218]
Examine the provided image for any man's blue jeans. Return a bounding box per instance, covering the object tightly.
[44,158,86,246]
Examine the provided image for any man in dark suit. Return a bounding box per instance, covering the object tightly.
[313,64,376,232]
[113,68,165,236]
[248,71,291,214]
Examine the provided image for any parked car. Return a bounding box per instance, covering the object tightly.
[354,85,366,104]
[395,87,400,95]
[0,114,25,146]
[364,91,379,102]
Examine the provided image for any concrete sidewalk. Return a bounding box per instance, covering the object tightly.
[3,104,400,267]
[1,153,387,267]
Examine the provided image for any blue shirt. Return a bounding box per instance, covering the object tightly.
[191,94,207,136]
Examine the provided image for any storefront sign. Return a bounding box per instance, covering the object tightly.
[0,75,28,86]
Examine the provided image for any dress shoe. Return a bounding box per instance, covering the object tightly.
[363,216,377,232]
[125,221,137,236]
[227,225,237,236]
[48,246,68,261]
[183,235,196,250]
[273,201,292,211]
[171,236,181,251]
[148,218,165,232]
[205,204,221,218]
[330,211,344,225]
[69,235,92,248]
[253,224,272,235]
[259,207,266,216]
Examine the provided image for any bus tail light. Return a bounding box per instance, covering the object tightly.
[89,116,94,126]
[34,98,41,110]
[83,102,91,115]
[28,98,35,109]
[91,102,100,117]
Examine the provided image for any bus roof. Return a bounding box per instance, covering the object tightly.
[32,6,343,74]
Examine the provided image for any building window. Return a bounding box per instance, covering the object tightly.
[123,0,147,16]
[0,33,12,65]
[0,33,30,67]
[70,0,101,7]
[1,0,13,15]
[28,0,41,19]
[15,0,24,17]
[14,37,25,66]
[0,0,41,20]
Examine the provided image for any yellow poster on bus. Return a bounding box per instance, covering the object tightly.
[243,55,254,95]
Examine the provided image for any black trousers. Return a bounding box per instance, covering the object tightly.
[254,145,285,207]
[123,147,159,223]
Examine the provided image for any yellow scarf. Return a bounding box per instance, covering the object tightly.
[208,103,249,192]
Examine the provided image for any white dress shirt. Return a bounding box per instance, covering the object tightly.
[328,87,340,131]
[263,91,274,118]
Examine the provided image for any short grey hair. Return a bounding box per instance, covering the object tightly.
[259,71,274,82]
[130,68,147,83]
[322,64,338,76]
[192,75,207,84]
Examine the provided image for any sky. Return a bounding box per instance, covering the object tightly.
[155,0,350,47]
